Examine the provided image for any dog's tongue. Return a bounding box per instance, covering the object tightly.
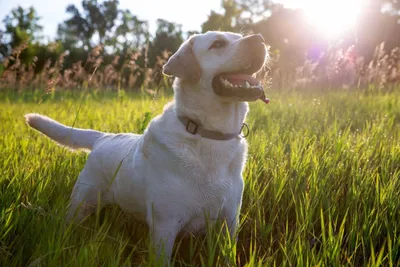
[221,73,260,86]
[260,94,270,104]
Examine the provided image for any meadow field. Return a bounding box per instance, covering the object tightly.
[0,88,399,266]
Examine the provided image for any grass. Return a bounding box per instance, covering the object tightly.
[0,88,399,266]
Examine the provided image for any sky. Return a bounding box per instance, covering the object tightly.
[0,0,224,40]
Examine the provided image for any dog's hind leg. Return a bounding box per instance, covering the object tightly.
[66,166,109,222]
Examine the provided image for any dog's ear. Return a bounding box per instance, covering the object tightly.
[163,37,202,83]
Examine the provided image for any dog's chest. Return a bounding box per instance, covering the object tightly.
[173,139,245,229]
[174,141,237,203]
[177,139,243,174]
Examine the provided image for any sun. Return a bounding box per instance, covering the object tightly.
[302,0,363,38]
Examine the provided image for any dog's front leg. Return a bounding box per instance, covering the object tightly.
[222,208,239,241]
[222,178,244,241]
[149,220,179,266]
[220,201,242,266]
[147,205,181,266]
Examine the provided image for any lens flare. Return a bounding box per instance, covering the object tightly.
[302,0,363,38]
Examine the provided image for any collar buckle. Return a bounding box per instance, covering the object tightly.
[186,120,198,135]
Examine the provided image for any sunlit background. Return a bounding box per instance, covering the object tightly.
[1,0,399,90]
[0,0,364,39]
[0,0,222,38]
[301,0,363,37]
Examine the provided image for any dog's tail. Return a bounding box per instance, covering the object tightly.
[25,113,104,151]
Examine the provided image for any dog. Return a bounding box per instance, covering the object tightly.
[25,31,269,264]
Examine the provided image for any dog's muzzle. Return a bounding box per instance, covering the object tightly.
[212,34,270,104]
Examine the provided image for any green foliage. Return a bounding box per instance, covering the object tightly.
[0,2,183,80]
[0,88,399,266]
[202,0,272,32]
[202,0,242,32]
[113,10,149,51]
[148,19,184,67]
[0,6,46,65]
[2,6,43,47]
[57,0,119,49]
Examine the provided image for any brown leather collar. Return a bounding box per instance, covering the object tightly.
[177,116,249,140]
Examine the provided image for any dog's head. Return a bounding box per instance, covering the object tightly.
[163,31,269,103]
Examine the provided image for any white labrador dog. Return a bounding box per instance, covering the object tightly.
[25,31,269,263]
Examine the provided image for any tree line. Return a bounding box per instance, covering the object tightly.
[0,0,399,90]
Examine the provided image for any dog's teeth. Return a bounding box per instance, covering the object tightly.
[221,78,234,87]
[245,81,250,88]
[220,78,230,86]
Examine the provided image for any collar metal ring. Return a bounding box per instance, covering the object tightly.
[240,123,250,138]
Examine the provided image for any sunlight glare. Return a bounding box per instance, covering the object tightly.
[302,0,362,38]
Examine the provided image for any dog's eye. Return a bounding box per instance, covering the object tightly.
[209,40,227,50]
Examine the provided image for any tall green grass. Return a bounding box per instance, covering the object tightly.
[0,89,399,266]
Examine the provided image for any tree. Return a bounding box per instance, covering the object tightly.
[375,0,400,15]
[114,9,149,51]
[57,0,119,50]
[202,0,241,32]
[0,30,7,60]
[148,19,183,66]
[1,6,43,53]
[235,0,273,24]
[356,1,400,61]
[0,6,51,68]
[202,0,273,32]
[149,19,183,62]
[83,0,119,45]
[57,4,93,50]
[252,7,315,68]
[202,11,233,32]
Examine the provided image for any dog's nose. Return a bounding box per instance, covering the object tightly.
[244,34,265,45]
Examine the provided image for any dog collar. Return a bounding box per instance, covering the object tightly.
[177,116,249,140]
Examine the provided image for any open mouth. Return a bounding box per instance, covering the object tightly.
[212,63,270,104]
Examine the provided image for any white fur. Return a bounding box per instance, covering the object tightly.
[25,31,267,264]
